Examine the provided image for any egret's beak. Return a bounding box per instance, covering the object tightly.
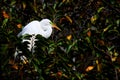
[51,23,61,31]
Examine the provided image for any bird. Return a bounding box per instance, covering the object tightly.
[14,19,61,64]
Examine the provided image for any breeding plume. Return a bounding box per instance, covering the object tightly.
[14,19,61,63]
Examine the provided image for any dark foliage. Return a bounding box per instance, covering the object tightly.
[0,0,120,80]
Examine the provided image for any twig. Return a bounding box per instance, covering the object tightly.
[102,0,120,15]
[115,68,118,80]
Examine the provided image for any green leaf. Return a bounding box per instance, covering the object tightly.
[2,19,8,27]
[97,7,104,13]
[116,19,120,27]
[66,40,77,53]
[103,24,112,32]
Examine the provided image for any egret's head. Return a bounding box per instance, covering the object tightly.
[40,19,51,31]
[40,19,61,31]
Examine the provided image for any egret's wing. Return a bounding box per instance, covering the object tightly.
[18,21,42,37]
[17,26,33,37]
[17,31,22,37]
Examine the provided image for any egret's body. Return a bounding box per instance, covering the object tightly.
[18,19,52,38]
[14,19,60,63]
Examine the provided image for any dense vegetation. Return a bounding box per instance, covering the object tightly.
[0,0,120,80]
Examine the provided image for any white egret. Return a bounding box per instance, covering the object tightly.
[14,19,61,63]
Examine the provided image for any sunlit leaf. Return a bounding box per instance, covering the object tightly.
[112,51,118,62]
[112,57,117,62]
[85,66,94,72]
[87,30,91,37]
[58,2,64,7]
[96,59,101,72]
[22,2,26,9]
[116,19,120,27]
[57,71,62,77]
[62,0,66,3]
[53,2,57,9]
[66,34,72,40]
[9,60,18,70]
[67,0,70,3]
[17,24,22,28]
[97,7,104,13]
[65,15,72,23]
[91,15,98,24]
[67,64,72,67]
[10,1,16,5]
[103,25,112,32]
[2,11,10,19]
[114,52,119,57]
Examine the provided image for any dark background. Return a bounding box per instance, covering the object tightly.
[0,0,120,80]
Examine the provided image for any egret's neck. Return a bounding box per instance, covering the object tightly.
[41,26,52,38]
